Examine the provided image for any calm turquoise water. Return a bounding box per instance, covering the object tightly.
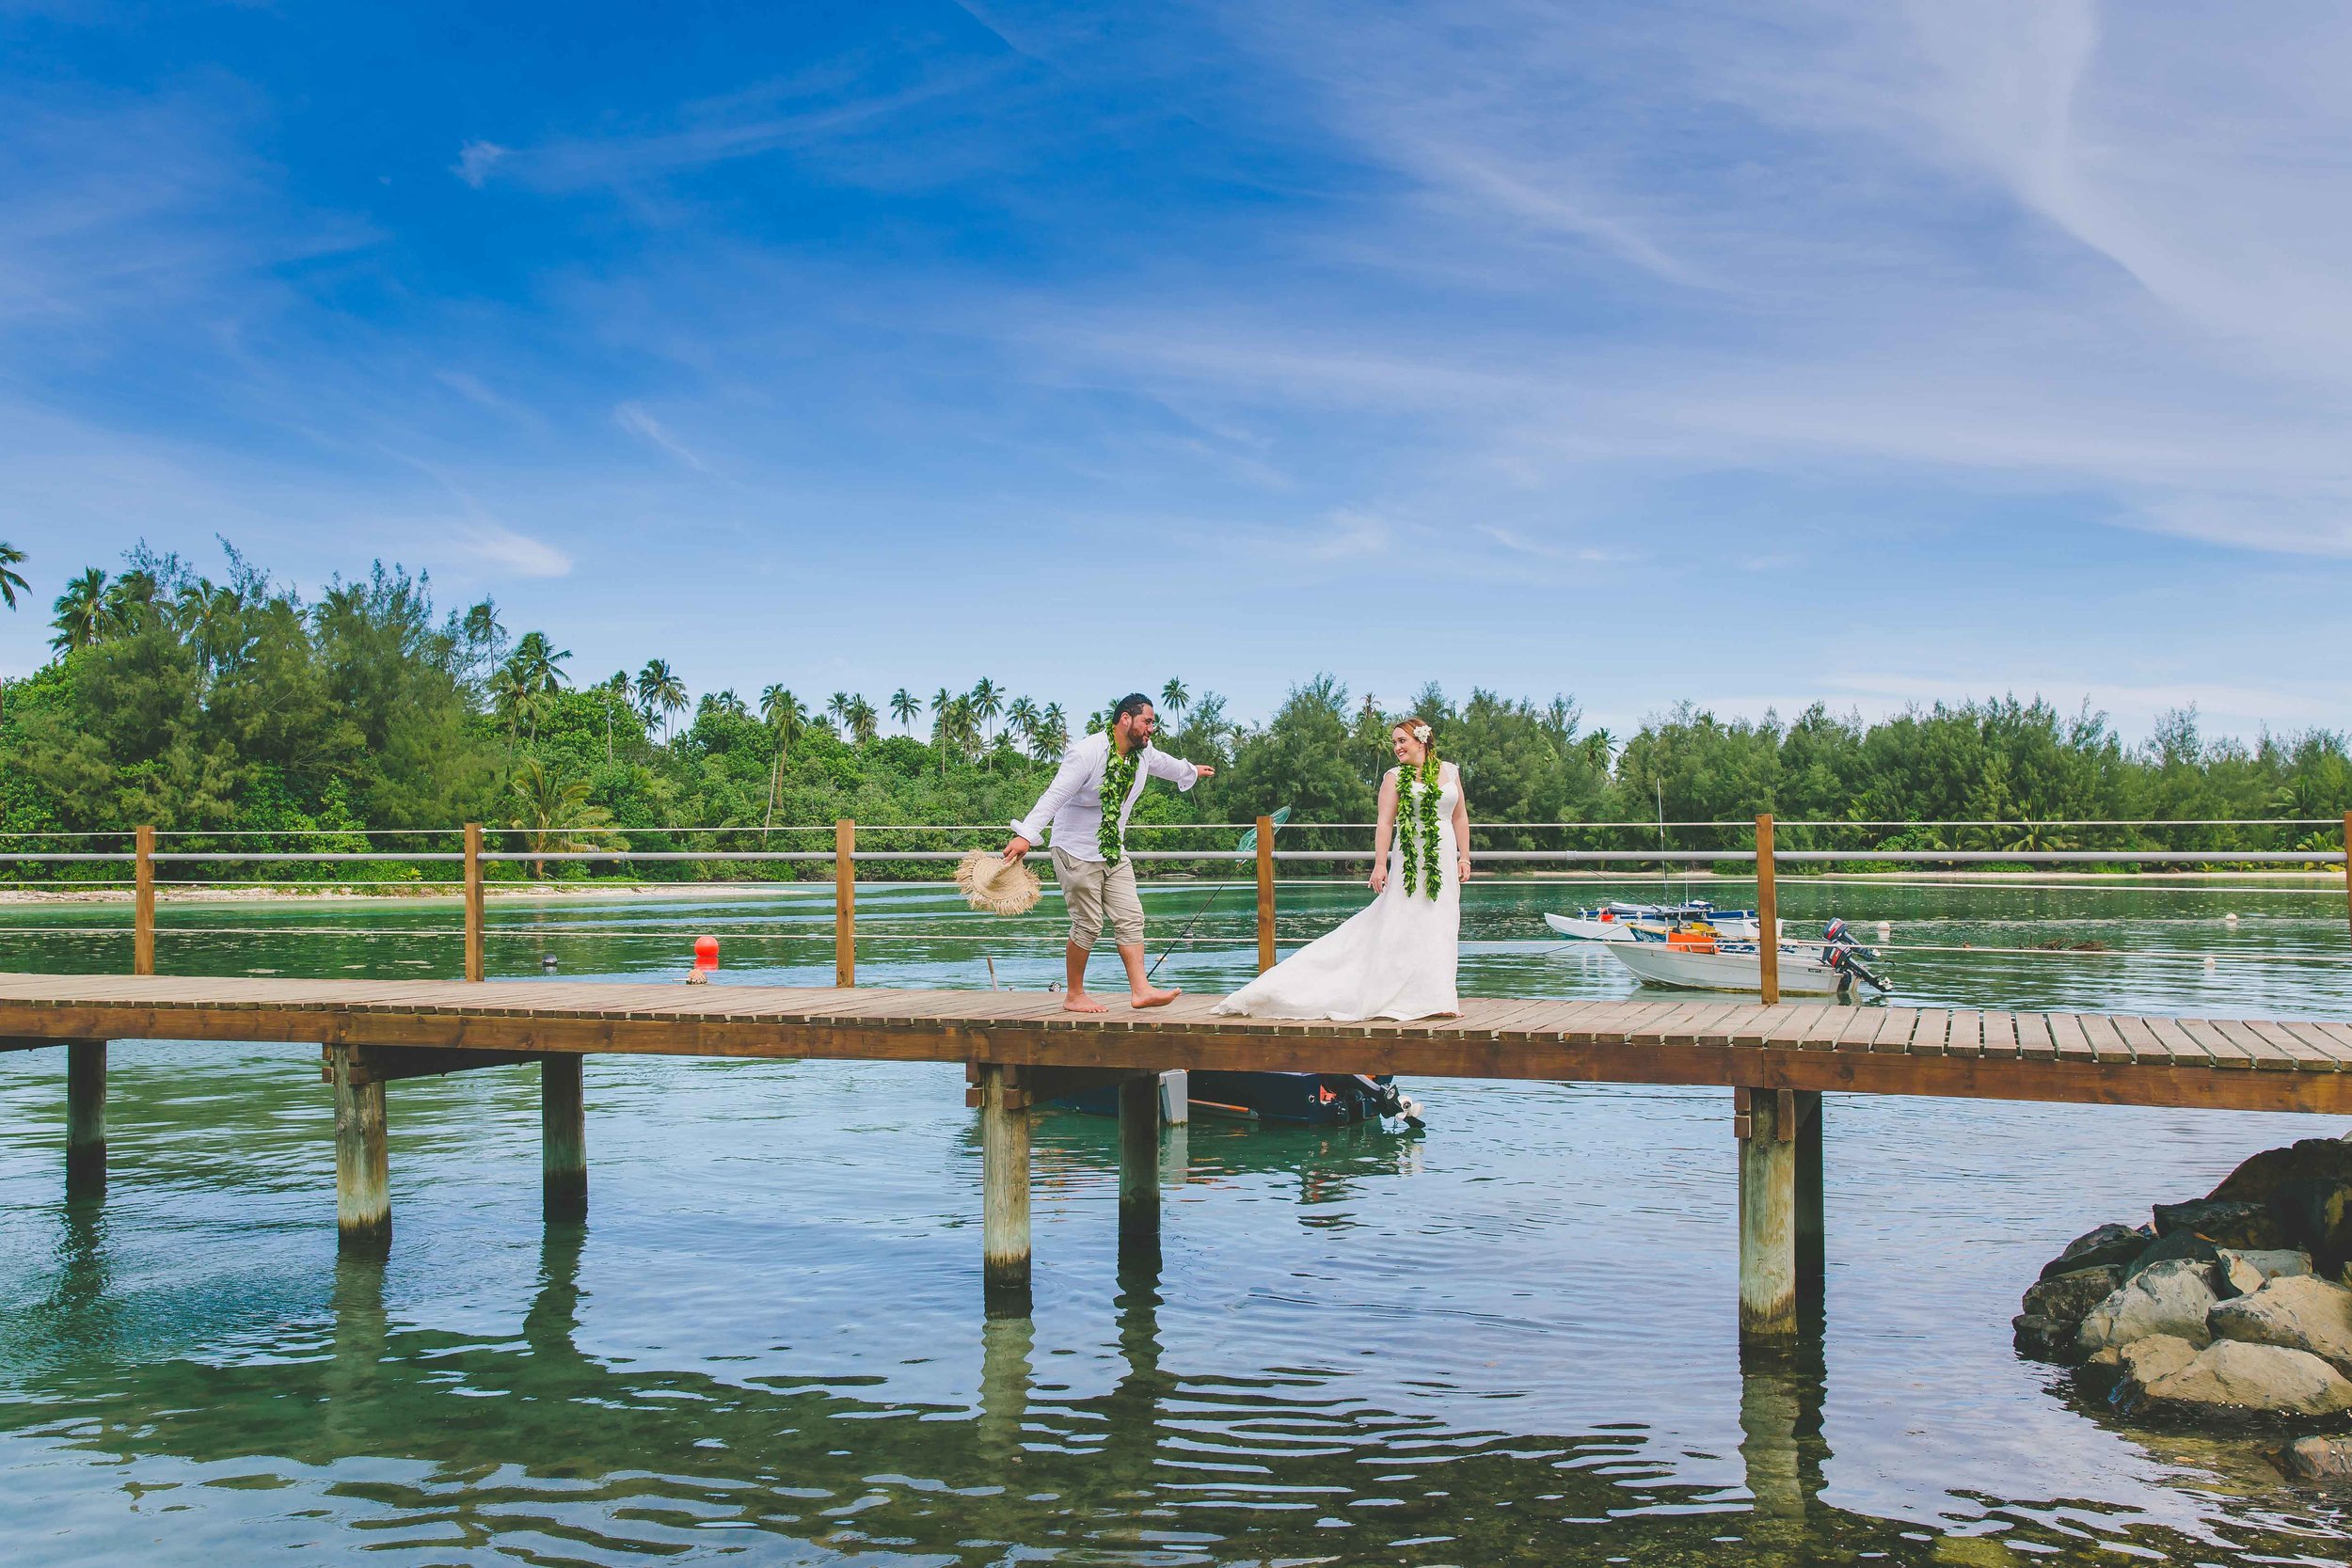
[4,876,2352,1565]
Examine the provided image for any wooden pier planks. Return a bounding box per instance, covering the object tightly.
[1,973,2348,1115]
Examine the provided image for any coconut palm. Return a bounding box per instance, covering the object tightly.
[1160,678,1189,724]
[636,659,687,742]
[1006,696,1040,752]
[490,661,538,757]
[827,691,854,731]
[760,685,808,831]
[890,688,920,734]
[512,630,572,694]
[0,542,25,611]
[508,756,616,879]
[1034,703,1068,760]
[970,677,1004,749]
[49,567,113,653]
[846,696,880,746]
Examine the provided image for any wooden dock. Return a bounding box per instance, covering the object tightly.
[7,972,2352,1336]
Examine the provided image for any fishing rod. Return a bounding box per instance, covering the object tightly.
[1145,807,1290,983]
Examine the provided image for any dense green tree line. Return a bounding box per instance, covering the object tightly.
[0,543,2344,882]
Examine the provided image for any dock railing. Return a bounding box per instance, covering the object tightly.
[2,812,2349,988]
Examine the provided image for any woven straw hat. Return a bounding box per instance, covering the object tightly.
[956,849,1041,916]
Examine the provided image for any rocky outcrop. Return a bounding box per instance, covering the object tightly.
[2217,1248,2311,1298]
[2208,1275,2352,1377]
[2281,1434,2352,1481]
[2076,1260,2220,1355]
[2152,1198,2290,1251]
[2126,1341,2352,1423]
[2211,1138,2352,1207]
[2039,1222,2153,1280]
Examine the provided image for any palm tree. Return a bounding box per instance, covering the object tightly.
[846,696,879,746]
[508,756,616,879]
[1007,696,1040,753]
[890,688,920,734]
[710,688,748,719]
[512,630,572,695]
[760,685,807,831]
[0,542,22,728]
[599,671,629,763]
[930,687,955,773]
[1034,703,1068,760]
[490,661,536,757]
[970,677,1005,750]
[827,691,853,731]
[1160,678,1189,725]
[49,567,112,653]
[636,659,687,742]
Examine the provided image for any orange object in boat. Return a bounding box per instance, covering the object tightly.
[1665,927,1717,953]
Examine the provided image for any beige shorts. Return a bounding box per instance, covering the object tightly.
[1052,847,1146,950]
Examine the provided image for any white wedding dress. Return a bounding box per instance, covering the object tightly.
[1214,762,1461,1022]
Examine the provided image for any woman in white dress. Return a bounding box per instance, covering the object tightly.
[1214,717,1469,1022]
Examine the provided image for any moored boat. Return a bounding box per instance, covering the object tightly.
[1605,920,1891,998]
[1546,900,1768,942]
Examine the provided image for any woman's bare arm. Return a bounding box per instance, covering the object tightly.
[1452,764,1471,879]
[1370,767,1399,893]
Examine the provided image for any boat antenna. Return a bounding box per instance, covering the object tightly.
[1146,807,1290,982]
[1656,779,1667,905]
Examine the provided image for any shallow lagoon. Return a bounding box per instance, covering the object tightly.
[4,875,2351,1565]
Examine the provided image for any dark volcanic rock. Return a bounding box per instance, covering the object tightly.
[2212,1138,2352,1206]
[2125,1230,2224,1280]
[2153,1198,2290,1251]
[2040,1222,2153,1280]
[2024,1265,2124,1331]
[2272,1179,2352,1275]
[2014,1313,2074,1362]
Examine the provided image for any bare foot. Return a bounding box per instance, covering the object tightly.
[1063,992,1112,1013]
[1130,987,1182,1009]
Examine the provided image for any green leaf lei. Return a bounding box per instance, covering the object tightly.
[1099,743,1141,863]
[1394,753,1443,900]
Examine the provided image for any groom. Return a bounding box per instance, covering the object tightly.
[1003,692,1215,1012]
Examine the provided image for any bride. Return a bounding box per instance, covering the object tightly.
[1214,717,1468,1022]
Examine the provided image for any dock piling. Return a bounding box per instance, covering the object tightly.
[328,1044,391,1251]
[1736,1085,1797,1343]
[542,1054,588,1221]
[1118,1073,1160,1260]
[65,1041,105,1194]
[979,1063,1032,1315]
[1794,1089,1823,1294]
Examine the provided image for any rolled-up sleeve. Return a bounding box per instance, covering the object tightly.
[1011,746,1095,843]
[1144,748,1200,792]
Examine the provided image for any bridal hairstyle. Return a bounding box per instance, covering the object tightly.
[1392,715,1438,756]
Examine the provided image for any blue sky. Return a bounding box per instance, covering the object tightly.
[4,0,2350,743]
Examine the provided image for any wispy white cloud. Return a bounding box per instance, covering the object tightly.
[452,140,510,187]
[612,402,708,471]
[455,524,572,578]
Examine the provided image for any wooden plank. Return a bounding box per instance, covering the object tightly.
[2011,1011,2057,1063]
[2178,1018,2254,1069]
[1946,1011,1984,1059]
[1826,1006,1884,1054]
[2215,1018,2311,1072]
[2277,1020,2352,1069]
[1906,1009,1951,1057]
[2077,1013,2135,1066]
[2045,1012,2099,1066]
[1760,1005,1838,1051]
[2245,1020,2346,1072]
[1976,1011,2017,1060]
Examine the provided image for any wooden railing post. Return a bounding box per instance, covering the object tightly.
[2342,811,2351,950]
[1755,814,1778,1006]
[1255,816,1276,975]
[463,823,485,983]
[133,824,155,976]
[835,818,856,988]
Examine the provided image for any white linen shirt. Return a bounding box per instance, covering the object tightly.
[1009,730,1200,862]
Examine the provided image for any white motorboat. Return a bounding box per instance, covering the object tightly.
[1605,921,1891,997]
[1545,901,1768,943]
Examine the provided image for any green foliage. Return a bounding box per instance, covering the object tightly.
[5,546,2349,886]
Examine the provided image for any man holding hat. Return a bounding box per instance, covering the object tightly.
[1003,692,1214,1012]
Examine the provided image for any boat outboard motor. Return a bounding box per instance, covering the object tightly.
[1359,1075,1426,1130]
[1820,920,1891,994]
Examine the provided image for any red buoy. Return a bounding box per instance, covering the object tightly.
[693,935,720,970]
